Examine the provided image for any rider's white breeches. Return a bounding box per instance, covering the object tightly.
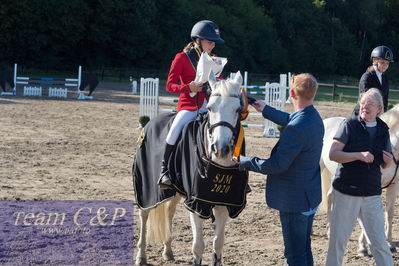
[166,102,207,145]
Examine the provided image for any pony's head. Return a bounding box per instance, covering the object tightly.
[206,71,243,165]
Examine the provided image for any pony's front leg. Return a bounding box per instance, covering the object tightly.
[385,184,398,252]
[135,209,149,265]
[212,206,229,266]
[190,212,205,266]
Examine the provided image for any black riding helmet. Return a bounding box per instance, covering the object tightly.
[191,20,224,44]
[370,46,394,63]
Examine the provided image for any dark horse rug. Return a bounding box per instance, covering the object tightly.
[133,112,249,219]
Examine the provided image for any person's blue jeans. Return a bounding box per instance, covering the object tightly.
[279,211,315,266]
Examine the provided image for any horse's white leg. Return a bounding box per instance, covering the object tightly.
[136,209,149,265]
[212,206,229,266]
[320,165,333,232]
[357,229,369,257]
[190,212,205,265]
[385,184,398,252]
[326,184,334,235]
[162,194,181,261]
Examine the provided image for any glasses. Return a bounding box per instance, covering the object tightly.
[359,101,379,107]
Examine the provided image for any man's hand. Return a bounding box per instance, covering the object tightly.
[358,151,374,163]
[231,156,243,164]
[252,101,266,112]
[382,150,394,168]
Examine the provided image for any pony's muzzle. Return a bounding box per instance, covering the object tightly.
[211,142,231,158]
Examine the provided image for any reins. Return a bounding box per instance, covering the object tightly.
[382,154,399,189]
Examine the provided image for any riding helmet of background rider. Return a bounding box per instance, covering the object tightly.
[357,45,394,113]
[369,45,394,71]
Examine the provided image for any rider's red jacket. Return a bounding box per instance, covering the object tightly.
[166,51,209,112]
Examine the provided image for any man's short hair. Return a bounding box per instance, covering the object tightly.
[291,73,318,101]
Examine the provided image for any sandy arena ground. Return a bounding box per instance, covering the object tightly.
[1,83,398,265]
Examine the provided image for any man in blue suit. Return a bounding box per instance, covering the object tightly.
[235,73,324,265]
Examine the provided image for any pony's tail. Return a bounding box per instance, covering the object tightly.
[146,195,180,243]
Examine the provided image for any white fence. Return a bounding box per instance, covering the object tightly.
[138,72,290,137]
[23,86,42,97]
[48,87,68,98]
[1,64,89,99]
[139,77,159,119]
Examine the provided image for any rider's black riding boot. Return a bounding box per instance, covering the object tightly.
[158,143,175,190]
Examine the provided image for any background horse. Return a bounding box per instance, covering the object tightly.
[320,104,399,256]
[0,70,14,92]
[79,73,99,96]
[133,71,248,266]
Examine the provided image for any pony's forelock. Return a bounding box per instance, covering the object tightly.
[211,77,240,97]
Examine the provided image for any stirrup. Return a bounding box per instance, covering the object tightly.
[158,172,173,190]
[245,184,252,193]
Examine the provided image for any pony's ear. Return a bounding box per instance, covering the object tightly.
[233,71,242,85]
[208,70,217,87]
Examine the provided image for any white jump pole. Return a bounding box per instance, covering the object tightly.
[244,71,248,91]
[78,65,82,90]
[76,65,82,96]
[13,63,17,95]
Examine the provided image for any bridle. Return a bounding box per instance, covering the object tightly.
[208,121,238,137]
[207,92,241,145]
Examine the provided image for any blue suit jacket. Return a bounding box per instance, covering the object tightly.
[240,104,324,212]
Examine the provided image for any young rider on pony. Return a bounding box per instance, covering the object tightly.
[158,20,225,189]
[353,45,394,115]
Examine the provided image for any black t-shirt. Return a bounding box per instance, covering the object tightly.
[334,120,391,152]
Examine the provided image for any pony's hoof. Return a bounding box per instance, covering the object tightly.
[162,252,175,261]
[357,249,369,257]
[389,243,397,252]
[192,259,202,266]
[135,256,147,265]
[212,253,222,266]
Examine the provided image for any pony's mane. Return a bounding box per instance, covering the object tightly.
[212,77,240,97]
[381,103,399,130]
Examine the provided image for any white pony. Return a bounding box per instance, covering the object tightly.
[320,104,399,256]
[134,71,247,266]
